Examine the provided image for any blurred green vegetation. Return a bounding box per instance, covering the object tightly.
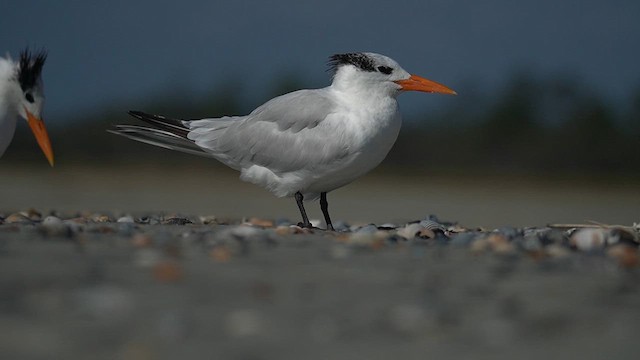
[5,71,640,179]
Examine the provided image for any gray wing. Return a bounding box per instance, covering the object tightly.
[187,89,351,173]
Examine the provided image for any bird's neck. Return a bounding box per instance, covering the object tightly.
[330,72,399,110]
[0,59,21,117]
[329,74,401,144]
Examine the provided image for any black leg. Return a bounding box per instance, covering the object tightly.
[295,191,312,228]
[320,192,335,231]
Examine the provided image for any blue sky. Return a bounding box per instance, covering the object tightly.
[2,0,639,123]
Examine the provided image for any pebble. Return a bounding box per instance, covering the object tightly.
[161,217,193,225]
[246,217,274,227]
[469,233,516,254]
[538,228,567,246]
[136,216,160,225]
[42,216,63,225]
[62,220,84,234]
[274,225,296,235]
[287,224,313,234]
[609,228,639,247]
[92,214,113,223]
[3,209,640,274]
[545,244,572,259]
[219,225,268,241]
[449,232,478,246]
[353,224,378,234]
[199,215,218,225]
[344,231,387,249]
[274,218,292,226]
[39,216,73,237]
[570,228,608,251]
[66,217,89,224]
[495,227,522,239]
[606,244,639,268]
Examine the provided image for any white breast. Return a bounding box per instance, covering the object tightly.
[302,96,402,197]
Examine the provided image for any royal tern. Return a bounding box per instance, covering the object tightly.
[111,52,455,230]
[0,49,53,166]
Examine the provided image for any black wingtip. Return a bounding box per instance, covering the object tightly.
[125,110,189,138]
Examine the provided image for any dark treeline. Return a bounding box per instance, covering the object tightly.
[5,72,640,178]
[389,72,640,178]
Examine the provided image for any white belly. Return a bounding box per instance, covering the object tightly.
[236,91,403,200]
[303,110,402,198]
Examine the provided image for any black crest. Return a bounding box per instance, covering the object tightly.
[328,53,375,73]
[18,48,47,91]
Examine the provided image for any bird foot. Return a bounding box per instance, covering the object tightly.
[297,222,336,232]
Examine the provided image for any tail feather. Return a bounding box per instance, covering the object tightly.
[108,111,215,158]
[127,110,190,138]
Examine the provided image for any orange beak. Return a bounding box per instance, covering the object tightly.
[395,74,457,95]
[25,108,54,166]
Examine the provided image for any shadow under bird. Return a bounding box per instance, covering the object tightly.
[110,52,455,230]
[0,49,54,166]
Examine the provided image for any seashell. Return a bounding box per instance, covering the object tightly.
[4,213,32,224]
[117,216,135,223]
[23,208,42,221]
[396,223,425,240]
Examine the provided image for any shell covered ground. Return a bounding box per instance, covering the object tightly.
[1,209,639,360]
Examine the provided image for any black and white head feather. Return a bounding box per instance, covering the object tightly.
[328,53,377,74]
[327,52,403,82]
[17,48,47,91]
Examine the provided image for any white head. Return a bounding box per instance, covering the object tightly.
[4,49,54,166]
[328,52,456,97]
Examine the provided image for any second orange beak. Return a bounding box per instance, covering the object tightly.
[25,108,54,166]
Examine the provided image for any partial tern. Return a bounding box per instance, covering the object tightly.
[111,52,455,230]
[0,49,54,166]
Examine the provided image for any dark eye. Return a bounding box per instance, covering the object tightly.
[377,66,393,75]
[25,93,34,103]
